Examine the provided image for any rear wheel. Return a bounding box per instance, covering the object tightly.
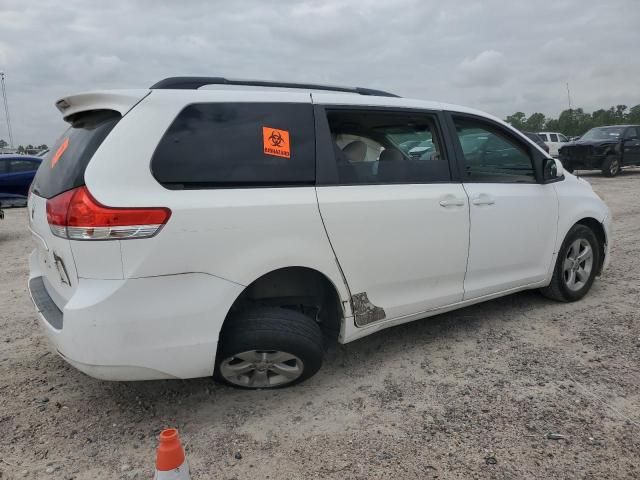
[216,307,323,389]
[601,155,621,177]
[540,224,600,302]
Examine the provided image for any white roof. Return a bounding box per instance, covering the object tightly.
[54,87,521,143]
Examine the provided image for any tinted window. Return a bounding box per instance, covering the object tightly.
[0,159,8,174]
[549,133,559,142]
[323,109,450,184]
[453,117,535,183]
[558,134,568,142]
[11,159,38,172]
[624,127,640,139]
[538,133,547,141]
[151,103,315,188]
[32,110,121,199]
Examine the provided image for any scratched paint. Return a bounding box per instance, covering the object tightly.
[351,292,386,326]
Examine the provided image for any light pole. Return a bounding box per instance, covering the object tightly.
[0,72,14,148]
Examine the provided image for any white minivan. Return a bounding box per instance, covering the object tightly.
[28,77,611,388]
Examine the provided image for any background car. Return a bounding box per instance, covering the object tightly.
[0,155,42,207]
[537,131,569,157]
[523,132,550,154]
[407,138,435,159]
[559,125,640,177]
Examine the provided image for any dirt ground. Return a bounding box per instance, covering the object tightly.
[1,170,639,480]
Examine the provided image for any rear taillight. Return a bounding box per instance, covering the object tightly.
[46,186,171,240]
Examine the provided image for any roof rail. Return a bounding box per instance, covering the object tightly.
[149,76,400,98]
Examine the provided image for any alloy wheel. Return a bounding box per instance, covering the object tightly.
[610,158,620,175]
[219,350,304,388]
[562,238,593,291]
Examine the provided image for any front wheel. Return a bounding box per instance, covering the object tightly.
[540,224,601,302]
[216,307,324,389]
[601,155,621,177]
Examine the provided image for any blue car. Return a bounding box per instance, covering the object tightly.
[0,155,42,208]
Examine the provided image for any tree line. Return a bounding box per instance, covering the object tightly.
[505,104,640,137]
[0,139,48,154]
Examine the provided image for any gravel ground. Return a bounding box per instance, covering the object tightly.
[1,170,639,479]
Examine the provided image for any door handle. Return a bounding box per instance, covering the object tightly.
[439,198,466,207]
[471,194,495,206]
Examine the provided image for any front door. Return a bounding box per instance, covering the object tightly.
[313,104,469,325]
[449,114,559,299]
[622,127,640,164]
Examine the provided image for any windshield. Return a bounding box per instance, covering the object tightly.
[581,126,625,141]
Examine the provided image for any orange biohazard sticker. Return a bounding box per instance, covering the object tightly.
[263,127,290,159]
[51,138,69,168]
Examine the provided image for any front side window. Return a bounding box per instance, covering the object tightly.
[538,133,547,141]
[324,109,450,184]
[558,134,568,142]
[453,117,535,183]
[152,103,315,188]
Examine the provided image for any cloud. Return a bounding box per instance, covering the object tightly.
[0,0,638,145]
[454,50,507,88]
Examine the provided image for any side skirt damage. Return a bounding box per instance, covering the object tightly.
[352,292,386,327]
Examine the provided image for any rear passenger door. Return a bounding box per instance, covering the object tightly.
[314,104,470,326]
[622,127,640,164]
[447,114,558,299]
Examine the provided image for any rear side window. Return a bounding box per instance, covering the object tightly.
[11,159,39,172]
[151,103,315,188]
[32,110,121,199]
[549,133,559,142]
[538,133,547,141]
[321,108,450,185]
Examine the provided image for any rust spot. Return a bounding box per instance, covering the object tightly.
[351,292,386,326]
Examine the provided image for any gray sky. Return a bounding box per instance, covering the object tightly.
[1,0,639,146]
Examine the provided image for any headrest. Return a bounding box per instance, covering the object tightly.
[379,148,404,162]
[341,141,367,163]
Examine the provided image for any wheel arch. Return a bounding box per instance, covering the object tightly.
[575,217,607,274]
[219,266,347,346]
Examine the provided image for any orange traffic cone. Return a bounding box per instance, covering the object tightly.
[153,428,190,479]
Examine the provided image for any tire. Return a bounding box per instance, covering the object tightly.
[540,224,601,302]
[215,307,323,389]
[601,155,621,177]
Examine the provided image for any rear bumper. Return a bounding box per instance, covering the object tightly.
[28,250,243,380]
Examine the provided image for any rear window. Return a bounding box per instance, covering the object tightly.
[32,110,121,199]
[151,103,315,188]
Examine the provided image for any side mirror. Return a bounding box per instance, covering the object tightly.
[543,157,564,182]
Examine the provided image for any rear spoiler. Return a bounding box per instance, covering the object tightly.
[54,90,151,122]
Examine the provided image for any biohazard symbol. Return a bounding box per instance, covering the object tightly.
[263,127,290,158]
[268,130,285,147]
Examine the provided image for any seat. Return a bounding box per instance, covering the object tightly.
[377,148,406,182]
[341,140,367,163]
